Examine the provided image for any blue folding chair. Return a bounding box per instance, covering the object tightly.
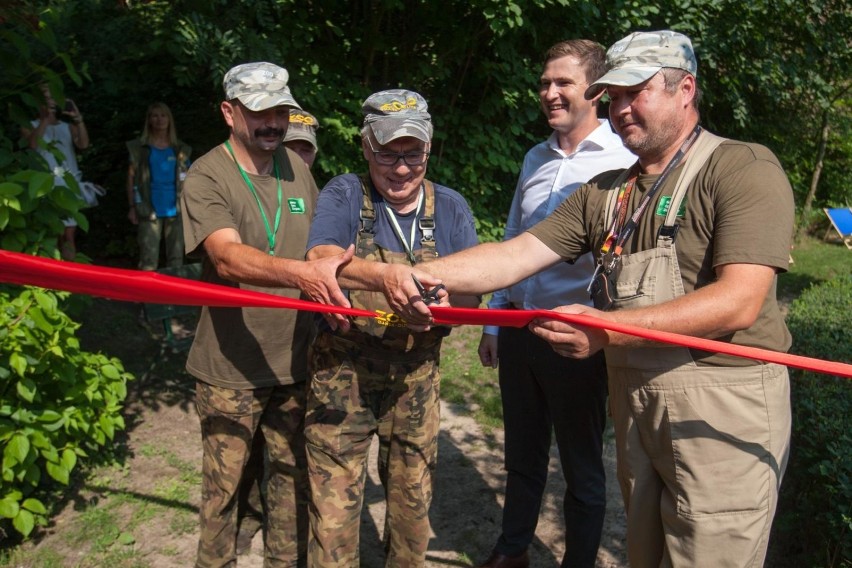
[823,207,852,249]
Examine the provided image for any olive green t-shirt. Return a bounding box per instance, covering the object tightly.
[180,144,319,388]
[528,140,794,366]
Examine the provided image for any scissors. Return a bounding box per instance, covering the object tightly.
[411,274,446,306]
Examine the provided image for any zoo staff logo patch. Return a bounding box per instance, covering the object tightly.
[655,196,686,218]
[287,198,306,214]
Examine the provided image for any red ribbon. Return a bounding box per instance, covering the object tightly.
[2,250,850,379]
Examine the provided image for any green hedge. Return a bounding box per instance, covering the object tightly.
[775,275,851,567]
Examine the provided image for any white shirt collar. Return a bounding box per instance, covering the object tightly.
[545,119,620,156]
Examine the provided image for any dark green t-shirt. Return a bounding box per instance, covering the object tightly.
[181,145,318,388]
[529,140,794,365]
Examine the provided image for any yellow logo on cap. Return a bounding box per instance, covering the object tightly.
[290,113,316,126]
[379,97,419,113]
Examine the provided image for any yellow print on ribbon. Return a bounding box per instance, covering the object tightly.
[374,309,408,327]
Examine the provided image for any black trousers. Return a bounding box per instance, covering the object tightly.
[493,325,608,567]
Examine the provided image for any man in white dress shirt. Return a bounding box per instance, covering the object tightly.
[476,39,635,568]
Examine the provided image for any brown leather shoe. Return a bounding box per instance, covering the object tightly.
[478,550,530,568]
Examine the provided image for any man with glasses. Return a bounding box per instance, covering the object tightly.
[303,89,480,566]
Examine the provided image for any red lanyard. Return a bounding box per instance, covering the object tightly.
[599,124,702,259]
[600,173,637,255]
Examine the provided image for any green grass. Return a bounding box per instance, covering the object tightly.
[440,323,503,430]
[780,236,852,299]
[0,442,199,568]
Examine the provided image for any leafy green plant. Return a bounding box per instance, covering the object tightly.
[1,7,91,258]
[0,7,132,541]
[0,288,133,538]
[775,275,852,567]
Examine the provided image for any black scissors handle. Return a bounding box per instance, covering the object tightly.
[411,274,445,305]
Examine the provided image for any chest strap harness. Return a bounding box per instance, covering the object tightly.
[357,175,437,263]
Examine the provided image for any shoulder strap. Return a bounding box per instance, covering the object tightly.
[357,175,375,234]
[664,130,727,226]
[419,179,436,246]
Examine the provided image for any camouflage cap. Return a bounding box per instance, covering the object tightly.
[362,89,433,145]
[284,109,319,150]
[584,31,697,99]
[223,62,301,111]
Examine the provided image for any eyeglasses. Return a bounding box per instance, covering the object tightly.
[365,136,429,167]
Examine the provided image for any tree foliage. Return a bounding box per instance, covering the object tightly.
[0,288,132,539]
[30,0,849,252]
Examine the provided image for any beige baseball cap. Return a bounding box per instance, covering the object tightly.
[362,89,433,144]
[584,30,697,99]
[223,62,301,111]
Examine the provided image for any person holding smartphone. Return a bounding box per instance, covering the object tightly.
[22,85,90,260]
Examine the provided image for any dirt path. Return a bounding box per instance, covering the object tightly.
[121,377,627,567]
[22,298,627,567]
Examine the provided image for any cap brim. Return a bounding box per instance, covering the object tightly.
[237,93,302,112]
[584,66,662,100]
[283,130,318,150]
[368,119,432,145]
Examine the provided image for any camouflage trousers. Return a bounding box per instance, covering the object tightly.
[236,430,267,544]
[305,333,441,567]
[195,380,309,568]
[137,215,184,271]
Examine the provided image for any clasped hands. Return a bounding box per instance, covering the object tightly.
[379,264,448,332]
[378,265,612,352]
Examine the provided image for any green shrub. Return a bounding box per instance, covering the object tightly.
[776,275,852,566]
[0,288,133,539]
[0,7,134,543]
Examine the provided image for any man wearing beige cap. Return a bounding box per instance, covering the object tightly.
[234,105,324,557]
[303,89,480,566]
[181,61,353,567]
[371,31,794,567]
[283,108,320,169]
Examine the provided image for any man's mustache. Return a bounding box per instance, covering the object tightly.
[255,127,285,138]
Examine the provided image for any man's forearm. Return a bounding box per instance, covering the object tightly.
[602,262,778,347]
[210,241,306,289]
[419,234,561,296]
[307,245,386,290]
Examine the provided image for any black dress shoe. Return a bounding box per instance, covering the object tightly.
[477,550,530,568]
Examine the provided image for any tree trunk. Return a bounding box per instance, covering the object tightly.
[796,108,830,241]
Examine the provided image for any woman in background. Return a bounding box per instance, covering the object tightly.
[126,102,191,270]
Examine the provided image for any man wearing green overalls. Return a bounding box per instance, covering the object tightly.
[303,89,480,567]
[376,32,794,568]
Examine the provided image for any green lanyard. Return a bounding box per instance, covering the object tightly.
[224,140,282,256]
[384,186,424,264]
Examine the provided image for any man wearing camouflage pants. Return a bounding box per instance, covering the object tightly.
[303,89,480,566]
[181,62,352,568]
